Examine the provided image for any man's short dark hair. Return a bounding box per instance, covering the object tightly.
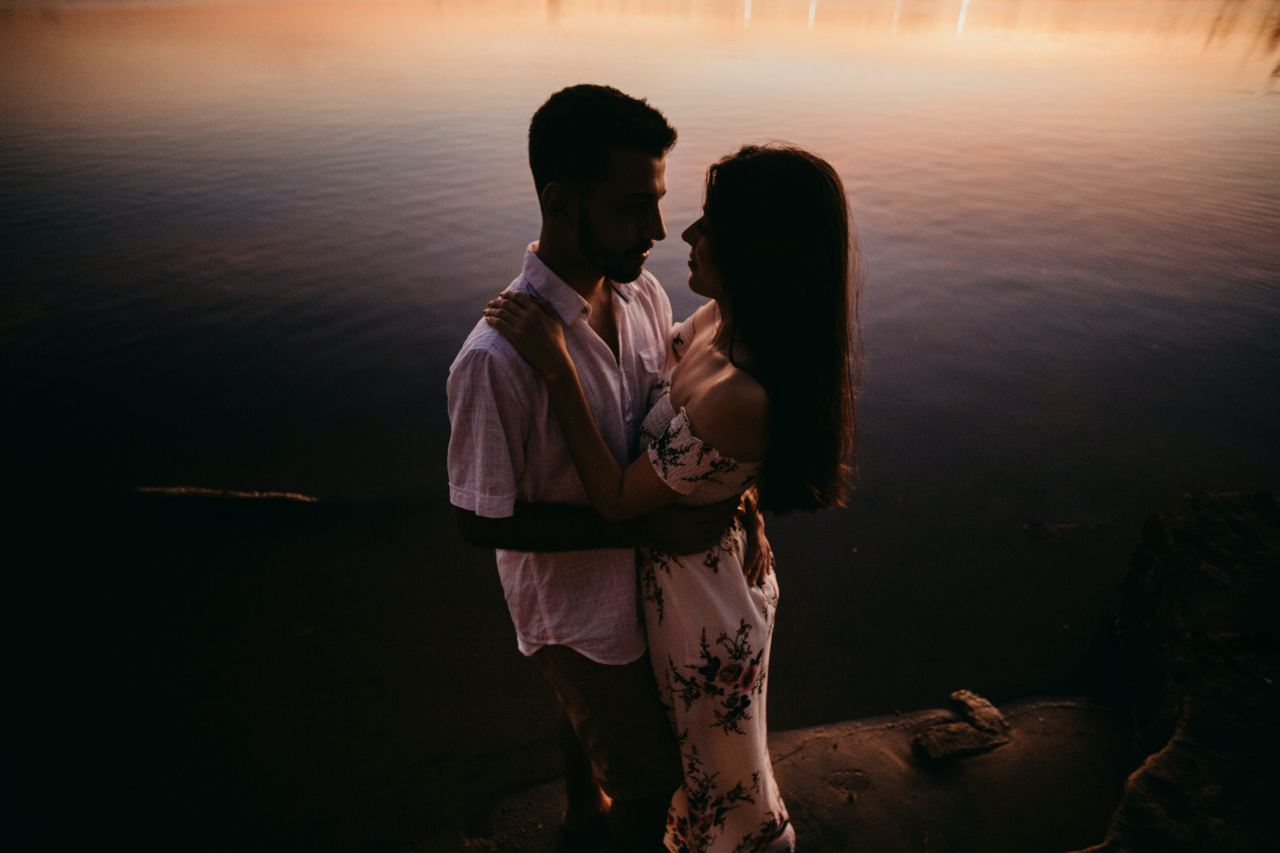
[528,84,677,197]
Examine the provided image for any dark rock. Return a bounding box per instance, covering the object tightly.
[1023,521,1082,539]
[950,689,1010,734]
[1069,492,1280,853]
[909,689,1011,762]
[911,720,1010,762]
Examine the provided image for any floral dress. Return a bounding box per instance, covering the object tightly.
[639,377,796,853]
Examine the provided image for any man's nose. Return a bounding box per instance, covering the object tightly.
[648,206,667,242]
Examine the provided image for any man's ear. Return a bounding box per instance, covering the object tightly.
[540,182,575,224]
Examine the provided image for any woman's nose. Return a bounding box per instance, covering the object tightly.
[681,220,698,246]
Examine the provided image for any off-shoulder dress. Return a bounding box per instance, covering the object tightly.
[638,361,796,852]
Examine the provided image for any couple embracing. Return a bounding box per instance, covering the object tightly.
[447,84,857,852]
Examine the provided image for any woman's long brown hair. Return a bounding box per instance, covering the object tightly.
[704,144,860,513]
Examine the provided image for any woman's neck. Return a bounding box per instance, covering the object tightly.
[711,300,753,365]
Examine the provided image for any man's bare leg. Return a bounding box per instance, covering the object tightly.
[534,648,679,851]
[559,713,610,833]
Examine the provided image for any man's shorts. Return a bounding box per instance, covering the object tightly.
[533,645,682,803]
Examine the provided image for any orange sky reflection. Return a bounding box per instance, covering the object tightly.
[3,0,1277,122]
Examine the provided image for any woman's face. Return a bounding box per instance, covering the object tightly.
[681,215,724,299]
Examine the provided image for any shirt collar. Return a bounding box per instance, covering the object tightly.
[521,243,635,326]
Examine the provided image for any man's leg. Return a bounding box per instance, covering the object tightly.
[558,710,610,833]
[533,647,682,853]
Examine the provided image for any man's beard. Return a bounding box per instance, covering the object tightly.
[578,206,647,284]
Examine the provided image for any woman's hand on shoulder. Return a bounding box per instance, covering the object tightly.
[484,291,572,382]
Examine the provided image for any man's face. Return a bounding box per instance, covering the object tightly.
[577,148,667,283]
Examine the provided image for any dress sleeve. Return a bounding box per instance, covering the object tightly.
[646,407,740,494]
[446,346,529,518]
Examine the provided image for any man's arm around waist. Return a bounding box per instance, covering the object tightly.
[454,498,739,555]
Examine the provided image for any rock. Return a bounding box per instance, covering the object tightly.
[950,689,1010,735]
[1068,492,1280,853]
[1023,521,1082,539]
[907,689,1011,762]
[772,700,1122,852]
[134,485,319,502]
[911,720,1010,762]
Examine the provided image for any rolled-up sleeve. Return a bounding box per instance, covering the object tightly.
[447,346,528,519]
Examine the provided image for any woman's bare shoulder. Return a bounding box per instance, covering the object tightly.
[683,300,720,337]
[683,367,769,463]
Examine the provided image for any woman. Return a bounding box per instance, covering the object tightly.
[485,144,857,852]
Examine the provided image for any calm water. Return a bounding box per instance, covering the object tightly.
[3,0,1280,718]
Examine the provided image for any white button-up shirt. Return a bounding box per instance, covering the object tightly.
[447,244,673,664]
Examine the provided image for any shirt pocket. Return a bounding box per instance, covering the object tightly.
[639,341,666,376]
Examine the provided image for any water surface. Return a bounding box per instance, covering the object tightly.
[4,0,1280,723]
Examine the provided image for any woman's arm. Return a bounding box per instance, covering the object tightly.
[485,292,681,522]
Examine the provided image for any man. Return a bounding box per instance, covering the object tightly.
[446,85,739,850]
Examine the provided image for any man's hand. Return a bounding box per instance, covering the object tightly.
[631,498,738,555]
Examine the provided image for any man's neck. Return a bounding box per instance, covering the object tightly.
[535,235,606,301]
